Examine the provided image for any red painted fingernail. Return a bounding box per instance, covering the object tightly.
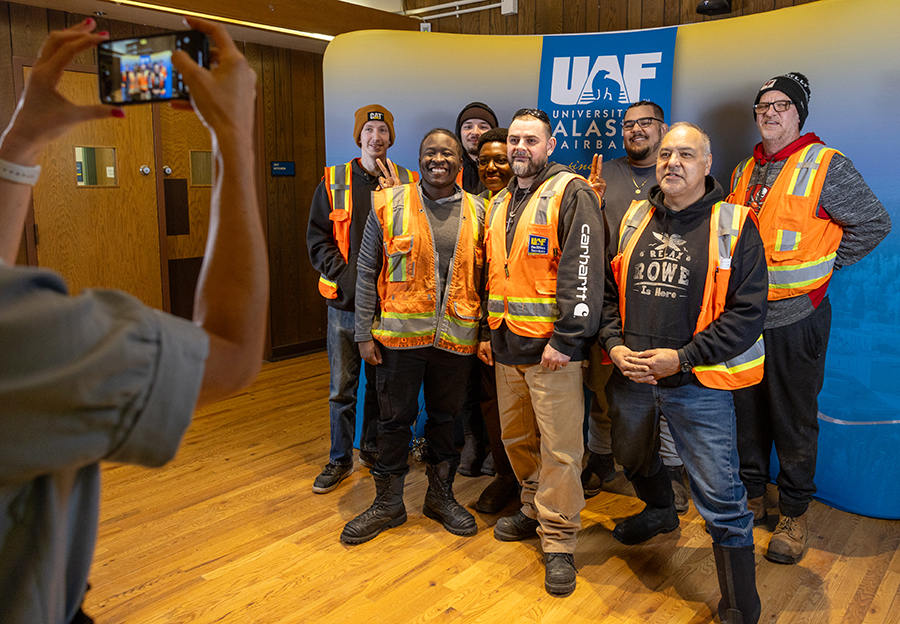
[111,109,125,118]
[85,17,94,26]
[98,31,109,36]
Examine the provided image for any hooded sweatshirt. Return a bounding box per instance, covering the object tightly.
[488,162,605,365]
[599,176,768,388]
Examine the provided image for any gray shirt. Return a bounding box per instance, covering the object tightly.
[0,263,208,624]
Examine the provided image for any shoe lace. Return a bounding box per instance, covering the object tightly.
[776,515,801,538]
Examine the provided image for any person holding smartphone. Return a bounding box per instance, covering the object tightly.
[0,16,266,623]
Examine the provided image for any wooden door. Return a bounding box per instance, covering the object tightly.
[29,68,163,309]
[157,102,212,318]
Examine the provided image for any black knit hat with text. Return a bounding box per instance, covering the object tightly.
[754,72,811,130]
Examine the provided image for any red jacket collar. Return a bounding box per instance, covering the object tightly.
[753,132,824,163]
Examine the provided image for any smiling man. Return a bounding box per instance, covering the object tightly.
[307,104,419,496]
[342,128,486,545]
[480,108,604,597]
[727,73,890,565]
[600,122,768,623]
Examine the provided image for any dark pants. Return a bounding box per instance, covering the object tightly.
[734,298,831,518]
[480,360,514,477]
[374,346,474,476]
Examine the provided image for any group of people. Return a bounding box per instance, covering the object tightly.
[0,15,891,624]
[307,72,890,622]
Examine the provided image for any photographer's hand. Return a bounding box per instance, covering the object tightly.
[0,17,119,263]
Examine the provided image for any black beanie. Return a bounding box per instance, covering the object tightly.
[754,72,811,131]
[455,102,498,140]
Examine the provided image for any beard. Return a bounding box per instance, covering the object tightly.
[625,142,652,162]
[511,152,547,179]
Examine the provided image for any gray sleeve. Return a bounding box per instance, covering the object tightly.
[820,154,892,268]
[0,267,209,486]
[354,210,384,342]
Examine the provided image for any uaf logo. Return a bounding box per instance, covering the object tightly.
[550,53,663,106]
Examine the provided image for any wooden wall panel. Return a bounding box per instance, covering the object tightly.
[409,0,821,34]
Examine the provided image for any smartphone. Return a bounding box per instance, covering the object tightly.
[97,30,209,105]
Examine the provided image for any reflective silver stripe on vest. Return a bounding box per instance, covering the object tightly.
[374,310,434,341]
[531,173,573,225]
[396,166,415,185]
[787,144,827,197]
[617,201,652,252]
[696,333,765,376]
[703,202,764,379]
[329,163,351,212]
[731,158,752,194]
[768,251,836,290]
[506,297,557,323]
[775,229,801,252]
[716,202,741,266]
[385,186,412,282]
[487,294,505,318]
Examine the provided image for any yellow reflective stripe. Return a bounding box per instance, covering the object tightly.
[787,144,828,197]
[507,313,557,322]
[507,296,556,304]
[318,276,337,288]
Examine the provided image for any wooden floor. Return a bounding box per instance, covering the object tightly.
[84,352,900,623]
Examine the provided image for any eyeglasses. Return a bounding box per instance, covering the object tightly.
[752,100,793,114]
[622,117,664,131]
[513,108,550,123]
[478,155,509,167]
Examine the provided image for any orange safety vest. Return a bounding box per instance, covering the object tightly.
[485,172,579,339]
[610,200,765,390]
[317,160,418,299]
[727,143,843,301]
[371,183,485,354]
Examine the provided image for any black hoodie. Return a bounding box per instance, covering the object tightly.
[488,162,605,365]
[599,176,767,387]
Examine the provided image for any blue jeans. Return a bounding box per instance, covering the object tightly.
[326,306,378,466]
[607,371,754,547]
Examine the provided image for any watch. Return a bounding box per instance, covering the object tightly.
[677,349,692,373]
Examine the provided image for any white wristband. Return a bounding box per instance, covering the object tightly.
[0,158,41,186]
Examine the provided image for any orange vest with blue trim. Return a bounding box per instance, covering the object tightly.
[727,143,843,301]
[371,183,485,354]
[485,172,579,339]
[317,160,418,299]
[611,200,765,390]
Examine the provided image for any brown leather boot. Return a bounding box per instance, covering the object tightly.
[747,496,767,526]
[765,512,808,564]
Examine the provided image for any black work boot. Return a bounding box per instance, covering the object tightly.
[713,543,761,624]
[581,450,616,498]
[544,552,577,596]
[475,472,520,514]
[458,432,486,477]
[613,464,679,545]
[423,460,477,536]
[340,471,407,545]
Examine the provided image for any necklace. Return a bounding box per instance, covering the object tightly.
[630,166,653,195]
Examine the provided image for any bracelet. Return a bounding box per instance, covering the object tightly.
[0,158,41,186]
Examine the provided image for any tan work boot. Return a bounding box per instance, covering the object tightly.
[747,495,767,526]
[765,512,808,564]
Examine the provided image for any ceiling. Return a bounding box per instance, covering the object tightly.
[13,0,420,53]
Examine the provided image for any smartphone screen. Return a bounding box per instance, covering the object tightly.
[98,30,209,105]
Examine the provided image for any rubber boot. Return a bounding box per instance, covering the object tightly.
[423,459,477,536]
[340,471,407,544]
[613,463,679,545]
[713,543,761,624]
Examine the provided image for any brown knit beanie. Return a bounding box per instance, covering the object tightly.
[354,105,395,147]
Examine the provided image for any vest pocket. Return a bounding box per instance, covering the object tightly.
[385,234,414,282]
[452,300,481,321]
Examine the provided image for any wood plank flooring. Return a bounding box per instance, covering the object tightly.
[84,352,900,623]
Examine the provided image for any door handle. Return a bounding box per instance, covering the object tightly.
[140,165,151,175]
[163,166,172,175]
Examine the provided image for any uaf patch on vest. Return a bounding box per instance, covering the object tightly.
[529,235,549,255]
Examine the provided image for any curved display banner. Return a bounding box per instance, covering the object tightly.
[333,0,899,519]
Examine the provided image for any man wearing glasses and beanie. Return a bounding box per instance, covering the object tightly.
[727,72,890,565]
[479,108,604,597]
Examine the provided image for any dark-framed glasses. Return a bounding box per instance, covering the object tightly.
[622,117,664,130]
[752,100,793,114]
